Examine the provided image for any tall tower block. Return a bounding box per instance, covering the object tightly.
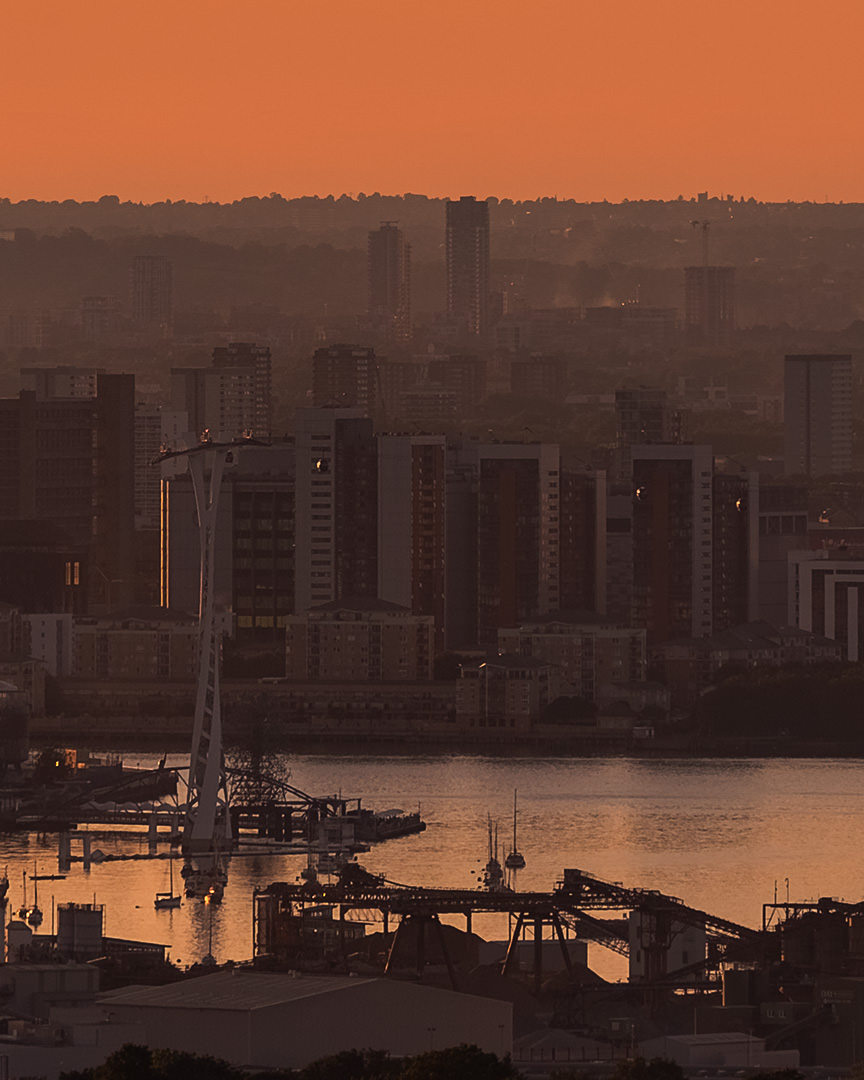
[684,265,734,347]
[446,196,490,337]
[784,354,853,476]
[132,254,173,337]
[368,223,411,345]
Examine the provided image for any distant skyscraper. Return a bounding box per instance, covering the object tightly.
[784,354,853,476]
[609,387,688,485]
[312,344,378,414]
[684,265,734,347]
[368,223,411,345]
[132,254,173,337]
[426,354,487,415]
[211,341,272,438]
[81,296,119,344]
[170,341,272,440]
[510,356,568,401]
[446,196,490,337]
[615,387,683,448]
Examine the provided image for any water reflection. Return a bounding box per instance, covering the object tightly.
[2,755,864,979]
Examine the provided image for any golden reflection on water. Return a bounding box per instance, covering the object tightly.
[3,755,863,981]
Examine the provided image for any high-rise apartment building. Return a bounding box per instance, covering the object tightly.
[230,455,294,637]
[293,409,377,612]
[0,376,137,611]
[788,549,864,661]
[211,341,272,438]
[20,365,104,400]
[474,442,560,643]
[426,354,487,416]
[377,434,447,647]
[757,483,809,625]
[684,266,735,347]
[89,374,137,612]
[0,522,86,615]
[612,387,687,484]
[27,374,188,544]
[630,445,757,643]
[81,296,120,344]
[368,223,411,345]
[170,341,272,440]
[615,387,685,447]
[5,311,49,350]
[311,345,379,415]
[559,466,607,614]
[134,404,187,531]
[510,357,569,401]
[783,354,853,476]
[712,468,759,633]
[161,445,294,637]
[444,452,479,650]
[444,440,564,647]
[131,254,173,337]
[631,445,715,641]
[446,196,490,337]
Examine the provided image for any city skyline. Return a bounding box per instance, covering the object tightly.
[4,0,864,205]
[5,0,864,1070]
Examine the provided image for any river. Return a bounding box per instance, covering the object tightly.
[2,755,862,979]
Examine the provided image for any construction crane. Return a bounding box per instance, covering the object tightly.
[690,219,710,266]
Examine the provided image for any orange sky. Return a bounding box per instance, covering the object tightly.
[5,0,864,204]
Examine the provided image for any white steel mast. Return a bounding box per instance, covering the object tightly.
[159,433,258,854]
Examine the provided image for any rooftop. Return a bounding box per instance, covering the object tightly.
[309,597,411,614]
[100,970,379,1011]
[486,653,554,670]
[518,609,622,628]
[78,606,197,626]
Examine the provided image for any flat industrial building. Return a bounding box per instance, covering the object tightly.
[97,969,513,1070]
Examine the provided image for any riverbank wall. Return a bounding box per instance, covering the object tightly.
[27,679,864,757]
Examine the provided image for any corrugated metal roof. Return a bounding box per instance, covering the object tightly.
[100,971,378,1011]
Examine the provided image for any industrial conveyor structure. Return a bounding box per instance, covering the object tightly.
[253,865,771,993]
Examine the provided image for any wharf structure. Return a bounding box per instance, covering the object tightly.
[251,867,864,1066]
[0,753,425,847]
[4,865,864,1068]
[253,866,762,993]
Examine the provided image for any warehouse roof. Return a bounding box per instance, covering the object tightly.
[100,971,381,1011]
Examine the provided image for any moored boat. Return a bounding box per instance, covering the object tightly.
[155,857,182,909]
[504,788,526,871]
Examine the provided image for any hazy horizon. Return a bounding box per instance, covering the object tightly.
[7,0,864,207]
[2,190,863,206]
